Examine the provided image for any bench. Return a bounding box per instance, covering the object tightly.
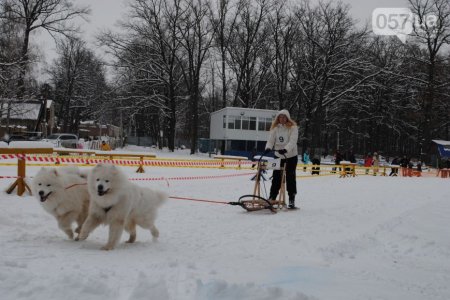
[213,155,248,169]
[0,142,53,196]
[95,151,157,173]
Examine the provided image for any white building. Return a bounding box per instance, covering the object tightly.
[209,107,278,155]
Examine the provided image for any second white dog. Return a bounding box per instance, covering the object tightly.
[77,163,167,250]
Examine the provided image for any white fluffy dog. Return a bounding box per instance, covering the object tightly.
[76,163,167,250]
[31,167,90,239]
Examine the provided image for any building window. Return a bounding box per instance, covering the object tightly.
[258,117,272,131]
[223,115,226,128]
[234,116,241,129]
[228,116,234,129]
[249,117,256,130]
[242,116,249,130]
[265,117,273,131]
[227,115,241,129]
[258,118,265,131]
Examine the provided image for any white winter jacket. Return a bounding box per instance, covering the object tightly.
[265,124,299,159]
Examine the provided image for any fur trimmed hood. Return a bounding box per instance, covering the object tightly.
[276,109,293,122]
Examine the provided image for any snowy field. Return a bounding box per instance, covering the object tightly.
[0,149,449,300]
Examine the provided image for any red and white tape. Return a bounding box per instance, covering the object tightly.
[128,172,254,181]
[0,154,252,168]
[0,172,254,182]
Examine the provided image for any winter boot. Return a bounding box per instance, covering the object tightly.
[288,195,296,209]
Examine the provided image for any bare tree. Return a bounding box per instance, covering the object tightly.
[176,0,215,154]
[0,2,24,98]
[49,36,107,133]
[290,1,379,154]
[100,0,187,150]
[226,0,273,108]
[0,0,89,98]
[408,0,450,158]
[209,0,241,108]
[268,0,295,109]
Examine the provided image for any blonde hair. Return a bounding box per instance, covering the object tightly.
[270,114,297,130]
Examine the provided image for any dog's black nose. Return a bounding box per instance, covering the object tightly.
[39,191,44,196]
[98,184,103,191]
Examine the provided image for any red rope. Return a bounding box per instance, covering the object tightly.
[65,183,87,190]
[169,196,229,205]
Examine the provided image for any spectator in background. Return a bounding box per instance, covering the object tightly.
[372,152,380,175]
[389,157,400,176]
[407,160,414,177]
[416,160,423,175]
[364,153,373,175]
[335,149,343,165]
[303,149,311,172]
[334,149,343,173]
[400,155,409,177]
[348,149,356,163]
[101,140,112,151]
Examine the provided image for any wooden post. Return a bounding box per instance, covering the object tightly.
[1,148,53,196]
[339,164,346,178]
[136,156,145,173]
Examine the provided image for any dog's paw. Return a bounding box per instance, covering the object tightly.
[75,235,87,241]
[101,245,114,251]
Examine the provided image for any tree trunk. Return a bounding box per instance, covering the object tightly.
[189,86,199,155]
[17,29,30,98]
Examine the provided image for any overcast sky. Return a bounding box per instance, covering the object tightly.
[33,0,409,81]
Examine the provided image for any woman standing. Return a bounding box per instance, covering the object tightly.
[265,109,299,208]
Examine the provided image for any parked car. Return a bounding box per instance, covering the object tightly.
[22,131,43,141]
[42,133,78,148]
[3,134,28,144]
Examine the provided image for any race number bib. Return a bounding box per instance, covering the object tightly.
[266,159,281,170]
[277,132,288,145]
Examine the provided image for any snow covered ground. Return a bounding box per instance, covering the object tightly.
[1,149,449,300]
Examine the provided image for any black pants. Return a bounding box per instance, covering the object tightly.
[270,156,298,199]
[389,168,398,176]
